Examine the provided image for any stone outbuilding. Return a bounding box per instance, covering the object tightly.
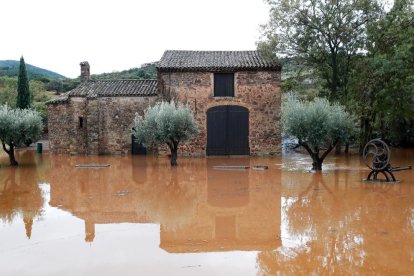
[47,50,281,156]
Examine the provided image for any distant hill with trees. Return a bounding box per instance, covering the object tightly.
[91,62,158,80]
[0,60,66,80]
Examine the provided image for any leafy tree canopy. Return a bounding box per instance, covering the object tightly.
[0,105,42,166]
[259,0,382,102]
[282,97,354,170]
[0,77,54,120]
[349,0,414,147]
[92,62,158,81]
[133,101,198,166]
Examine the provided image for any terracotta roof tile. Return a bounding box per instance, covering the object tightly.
[157,50,281,72]
[70,79,158,98]
[46,79,157,104]
[46,94,69,104]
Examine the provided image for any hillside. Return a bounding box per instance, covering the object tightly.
[0,60,66,80]
[91,62,158,80]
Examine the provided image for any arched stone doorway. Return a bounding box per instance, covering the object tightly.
[206,105,249,155]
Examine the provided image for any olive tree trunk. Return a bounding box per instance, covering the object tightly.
[300,140,338,171]
[311,156,323,171]
[335,143,342,154]
[167,140,179,166]
[2,142,18,166]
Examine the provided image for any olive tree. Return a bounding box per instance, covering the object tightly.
[133,101,198,166]
[0,105,42,166]
[282,97,353,170]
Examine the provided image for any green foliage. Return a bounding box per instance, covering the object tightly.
[44,79,80,93]
[133,101,198,146]
[349,0,414,147]
[16,57,31,109]
[261,0,414,149]
[133,101,198,166]
[283,97,353,149]
[92,62,158,81]
[32,102,48,119]
[282,97,354,170]
[280,58,321,100]
[259,0,381,103]
[0,105,42,146]
[0,105,42,165]
[0,77,17,107]
[0,77,54,120]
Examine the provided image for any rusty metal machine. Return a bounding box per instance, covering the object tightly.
[363,138,412,182]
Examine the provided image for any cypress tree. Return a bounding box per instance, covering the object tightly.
[16,56,31,109]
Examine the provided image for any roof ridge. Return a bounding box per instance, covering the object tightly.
[89,79,157,82]
[165,50,260,53]
[158,50,281,72]
[49,79,158,101]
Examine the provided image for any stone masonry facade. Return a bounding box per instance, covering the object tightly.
[48,96,157,155]
[47,50,281,156]
[98,97,157,154]
[158,71,281,156]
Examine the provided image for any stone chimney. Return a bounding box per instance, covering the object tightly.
[80,61,90,82]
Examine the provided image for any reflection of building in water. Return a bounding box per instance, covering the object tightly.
[161,160,281,252]
[0,151,46,239]
[48,156,156,242]
[48,156,281,252]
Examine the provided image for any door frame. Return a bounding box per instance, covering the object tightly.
[206,105,249,156]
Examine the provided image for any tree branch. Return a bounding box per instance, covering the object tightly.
[320,139,339,160]
[299,140,316,157]
[2,142,10,154]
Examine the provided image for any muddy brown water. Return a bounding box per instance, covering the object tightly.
[0,149,413,275]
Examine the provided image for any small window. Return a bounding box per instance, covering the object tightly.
[79,117,84,129]
[214,73,234,97]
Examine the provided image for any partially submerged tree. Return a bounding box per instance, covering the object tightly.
[16,56,31,109]
[0,105,42,166]
[133,101,198,166]
[282,97,353,170]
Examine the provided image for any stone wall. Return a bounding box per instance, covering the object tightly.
[48,96,157,155]
[97,97,157,154]
[48,102,72,154]
[158,70,281,156]
[48,97,89,154]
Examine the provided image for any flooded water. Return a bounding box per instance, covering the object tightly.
[0,149,413,275]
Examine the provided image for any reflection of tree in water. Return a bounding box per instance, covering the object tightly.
[0,151,45,239]
[135,158,201,231]
[257,173,366,274]
[282,173,338,239]
[257,169,414,275]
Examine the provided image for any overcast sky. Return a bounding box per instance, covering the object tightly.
[1,0,269,78]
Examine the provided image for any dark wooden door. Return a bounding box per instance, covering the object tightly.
[207,105,249,155]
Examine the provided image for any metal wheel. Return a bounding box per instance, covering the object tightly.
[363,139,390,171]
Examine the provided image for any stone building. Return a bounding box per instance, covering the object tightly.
[47,50,281,156]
